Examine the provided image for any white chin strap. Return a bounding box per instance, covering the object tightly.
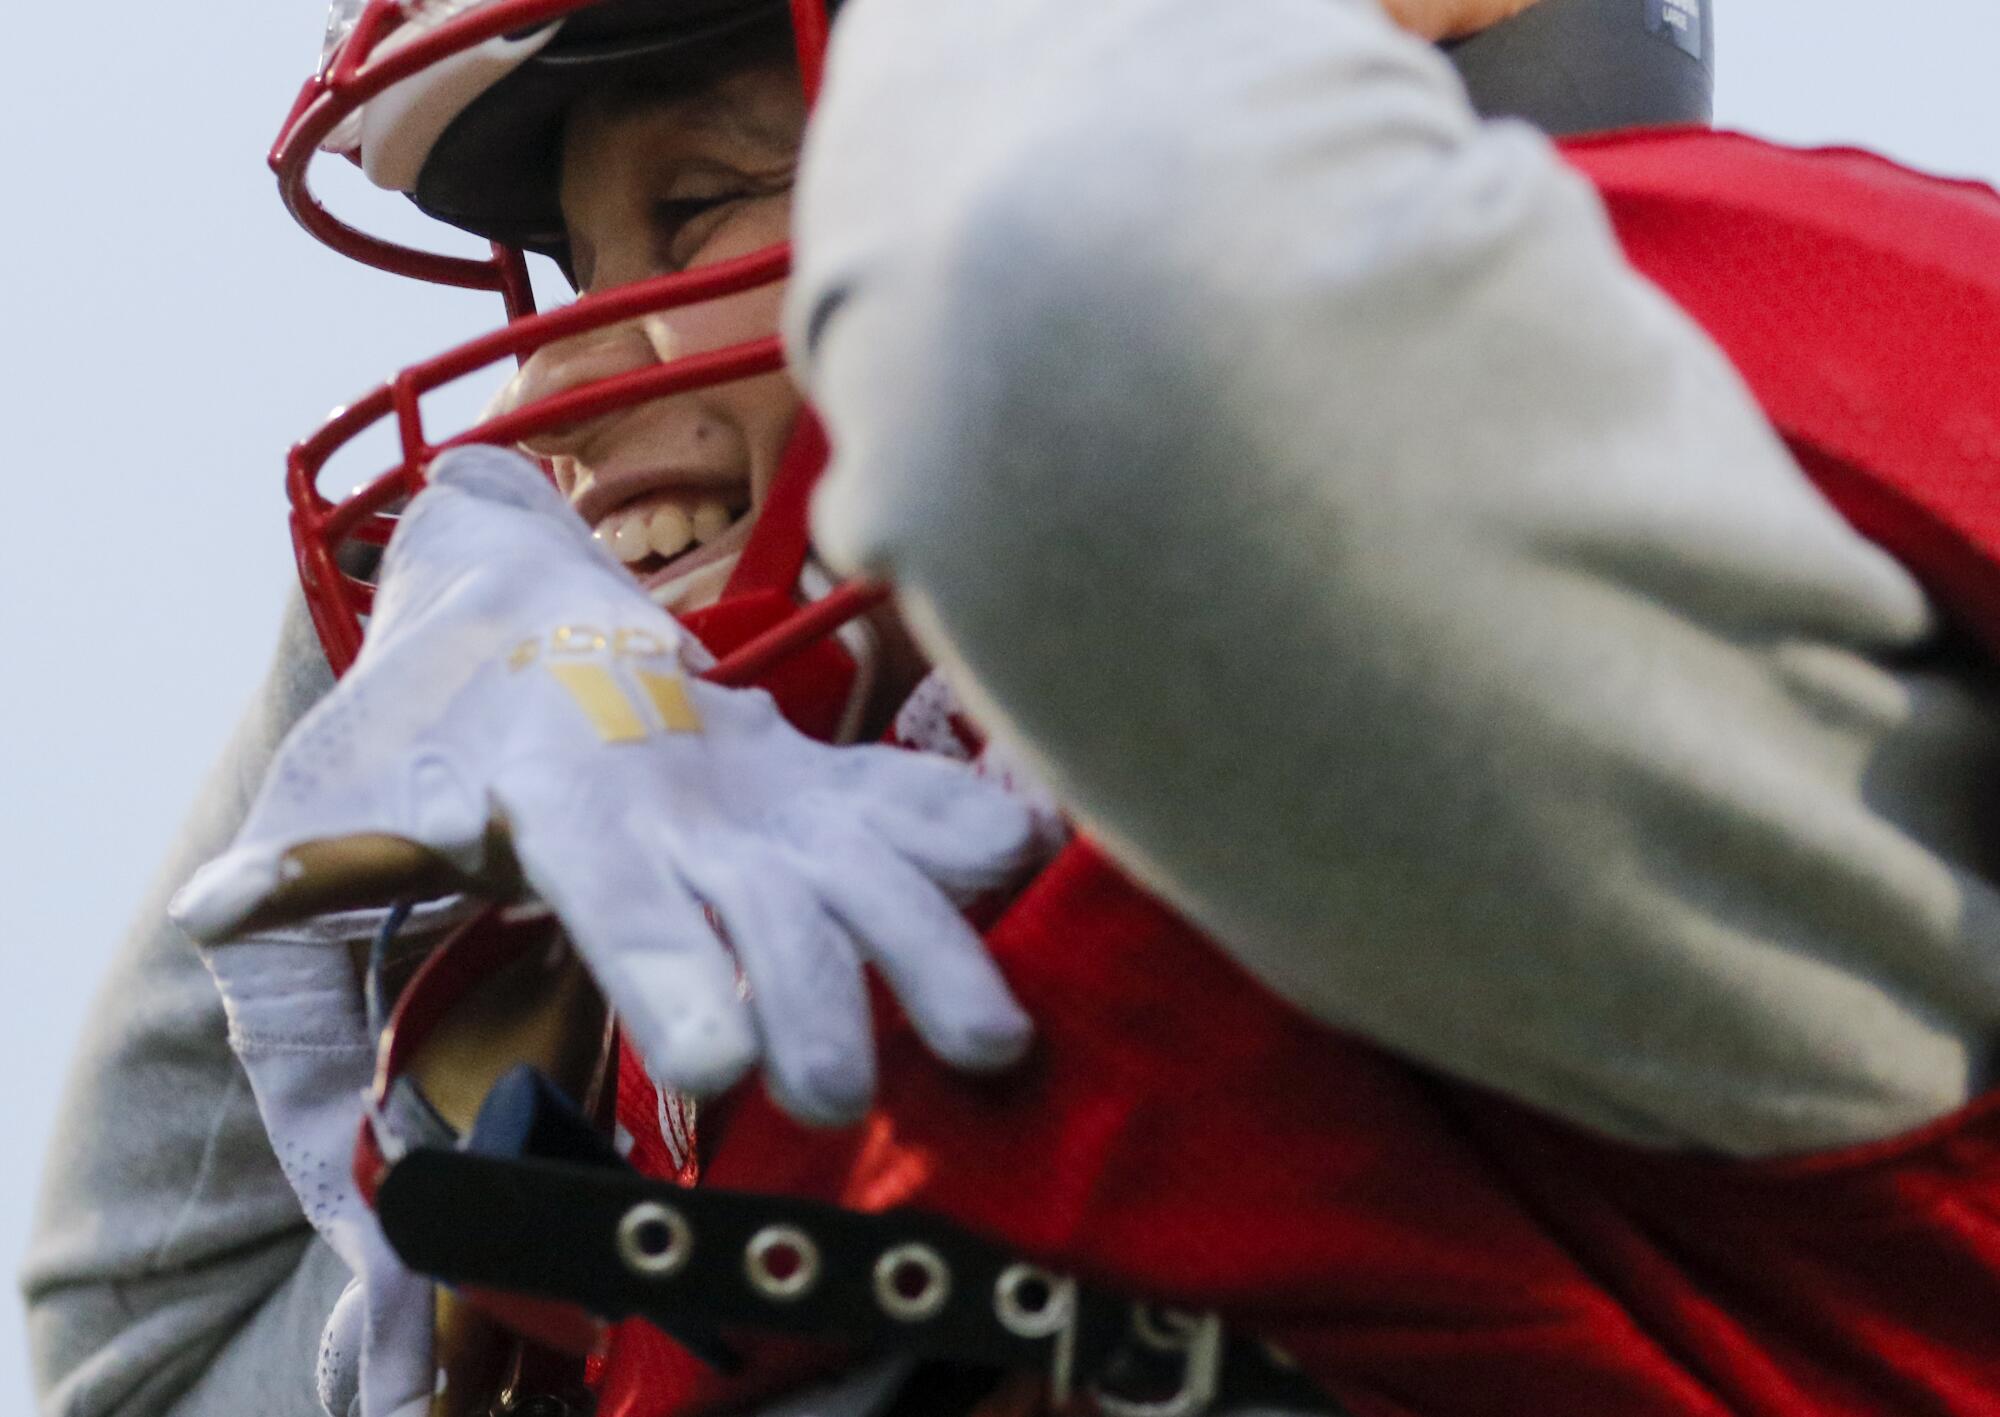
[331,13,561,192]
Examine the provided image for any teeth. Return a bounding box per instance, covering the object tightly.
[597,495,741,566]
[647,505,693,559]
[692,500,732,545]
[605,516,650,563]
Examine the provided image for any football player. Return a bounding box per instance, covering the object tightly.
[30,0,2000,1414]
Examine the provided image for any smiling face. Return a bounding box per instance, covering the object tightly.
[495,0,1544,613]
[499,60,807,609]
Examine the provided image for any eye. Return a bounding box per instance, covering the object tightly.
[650,194,737,263]
[649,186,784,272]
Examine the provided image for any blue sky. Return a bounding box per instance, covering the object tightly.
[4,1,1996,1406]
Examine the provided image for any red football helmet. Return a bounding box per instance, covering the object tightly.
[269,0,880,719]
[268,9,889,1402]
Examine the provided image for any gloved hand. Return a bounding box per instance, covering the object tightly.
[198,920,453,1417]
[173,445,1036,1124]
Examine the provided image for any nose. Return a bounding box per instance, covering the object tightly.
[499,319,662,463]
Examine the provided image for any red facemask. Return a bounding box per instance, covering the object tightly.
[269,0,866,708]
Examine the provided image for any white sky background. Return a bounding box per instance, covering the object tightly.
[1,1,1995,1407]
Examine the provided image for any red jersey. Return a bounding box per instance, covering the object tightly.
[596,131,2000,1417]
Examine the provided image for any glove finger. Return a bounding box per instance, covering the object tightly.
[381,448,622,618]
[173,744,500,943]
[359,1251,439,1417]
[836,748,1038,899]
[317,1279,364,1417]
[675,839,876,1127]
[434,444,625,573]
[426,444,572,520]
[785,808,1031,1073]
[172,635,507,940]
[498,780,756,1097]
[172,832,489,944]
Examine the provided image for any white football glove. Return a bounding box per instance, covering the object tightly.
[173,445,1036,1124]
[198,923,452,1417]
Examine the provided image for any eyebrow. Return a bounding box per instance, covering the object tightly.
[588,57,803,159]
[672,89,799,158]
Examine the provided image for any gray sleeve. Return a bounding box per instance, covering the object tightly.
[792,0,2000,1156]
[24,592,346,1417]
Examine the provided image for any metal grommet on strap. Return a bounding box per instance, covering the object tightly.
[873,1242,951,1322]
[1132,1304,1199,1350]
[616,1201,692,1278]
[993,1263,1074,1338]
[745,1224,820,1301]
[994,1263,1080,1406]
[1094,1307,1225,1417]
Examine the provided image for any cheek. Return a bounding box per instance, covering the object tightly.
[647,230,801,507]
[637,197,793,361]
[624,199,801,508]
[735,367,803,509]
[640,279,798,505]
[640,279,786,363]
